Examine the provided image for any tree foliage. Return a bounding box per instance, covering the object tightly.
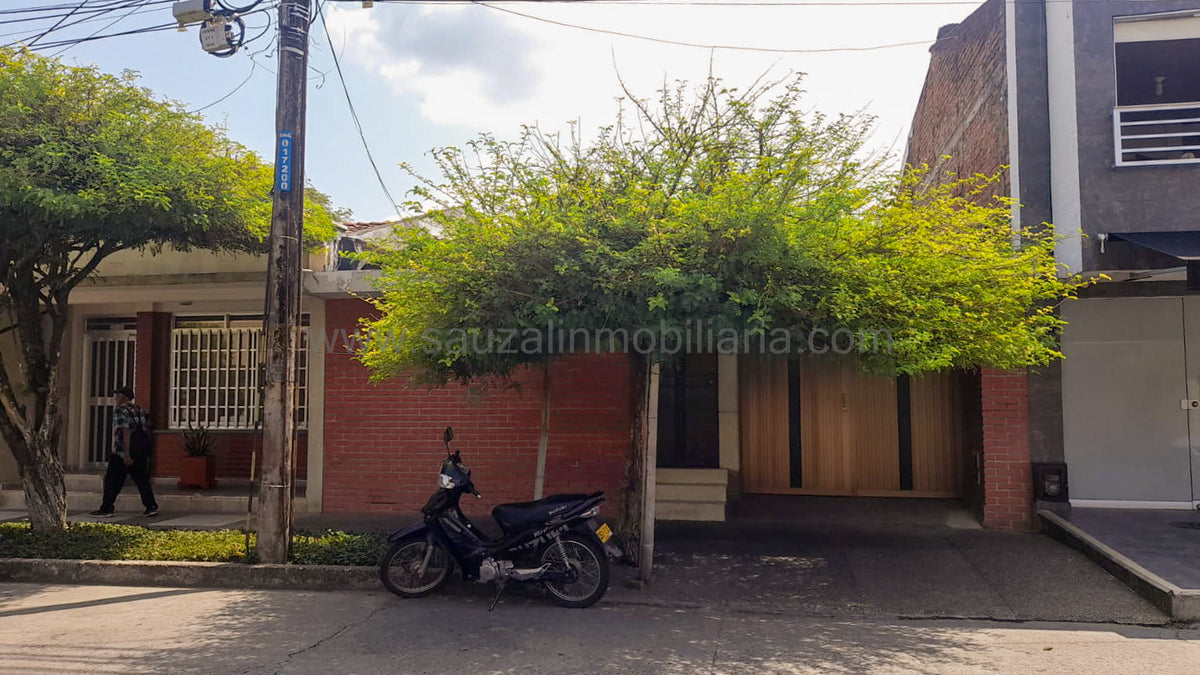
[0,48,342,530]
[360,74,1089,568]
[361,75,1086,382]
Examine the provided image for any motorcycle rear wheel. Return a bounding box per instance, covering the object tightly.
[540,532,609,608]
[379,537,452,598]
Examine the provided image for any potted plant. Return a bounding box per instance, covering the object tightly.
[179,424,217,489]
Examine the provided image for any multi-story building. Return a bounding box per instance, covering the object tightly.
[907,0,1200,516]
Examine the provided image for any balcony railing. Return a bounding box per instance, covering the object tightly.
[1113,102,1200,167]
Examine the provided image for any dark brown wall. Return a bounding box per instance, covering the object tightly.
[905,0,1009,196]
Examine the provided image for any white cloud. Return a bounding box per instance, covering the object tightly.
[327,1,975,158]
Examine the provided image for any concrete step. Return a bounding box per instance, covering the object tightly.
[655,482,727,503]
[656,468,728,485]
[64,474,102,492]
[64,474,304,492]
[656,500,726,522]
[0,487,21,509]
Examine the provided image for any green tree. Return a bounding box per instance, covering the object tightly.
[0,49,341,531]
[361,76,1087,565]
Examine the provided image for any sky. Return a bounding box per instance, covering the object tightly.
[7,0,985,223]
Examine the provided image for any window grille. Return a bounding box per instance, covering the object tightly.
[169,327,309,429]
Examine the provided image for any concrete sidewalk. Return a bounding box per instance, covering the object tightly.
[1055,508,1200,589]
[1041,508,1200,621]
[617,520,1168,624]
[1,583,1197,674]
[0,503,1172,625]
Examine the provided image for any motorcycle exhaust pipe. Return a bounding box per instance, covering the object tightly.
[508,564,551,581]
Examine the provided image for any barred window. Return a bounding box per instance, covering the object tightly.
[169,317,309,430]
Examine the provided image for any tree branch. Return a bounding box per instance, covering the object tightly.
[0,342,32,446]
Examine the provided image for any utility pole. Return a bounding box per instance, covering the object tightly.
[257,0,311,564]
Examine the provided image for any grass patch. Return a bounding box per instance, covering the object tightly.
[0,522,387,566]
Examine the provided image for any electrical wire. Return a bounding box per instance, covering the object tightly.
[0,2,161,41]
[49,0,159,56]
[0,1,146,16]
[1,0,169,47]
[328,0,1104,6]
[475,1,934,53]
[0,1,159,27]
[24,20,179,50]
[315,0,404,219]
[189,58,259,113]
[13,5,274,52]
[23,0,87,46]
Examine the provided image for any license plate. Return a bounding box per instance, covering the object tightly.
[595,523,612,543]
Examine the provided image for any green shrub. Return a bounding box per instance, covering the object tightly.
[290,530,388,566]
[0,522,386,566]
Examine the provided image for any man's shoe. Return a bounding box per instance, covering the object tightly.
[143,507,158,517]
[89,509,114,517]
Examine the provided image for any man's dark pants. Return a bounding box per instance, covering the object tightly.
[101,453,157,511]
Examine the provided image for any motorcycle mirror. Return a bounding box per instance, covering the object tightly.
[443,426,454,444]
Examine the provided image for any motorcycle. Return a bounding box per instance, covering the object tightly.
[379,427,619,610]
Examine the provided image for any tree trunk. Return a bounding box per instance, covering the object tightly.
[533,360,552,499]
[617,355,659,579]
[20,439,67,532]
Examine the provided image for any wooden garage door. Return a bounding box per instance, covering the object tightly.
[740,353,962,497]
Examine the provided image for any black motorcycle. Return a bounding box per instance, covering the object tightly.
[379,427,618,609]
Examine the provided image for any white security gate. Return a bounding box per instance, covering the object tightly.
[84,331,137,465]
[1062,297,1200,507]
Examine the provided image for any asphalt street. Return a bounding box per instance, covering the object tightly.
[0,582,1197,674]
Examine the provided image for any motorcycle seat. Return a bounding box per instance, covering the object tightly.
[492,493,593,532]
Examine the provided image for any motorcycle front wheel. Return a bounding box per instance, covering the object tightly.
[540,532,610,608]
[379,536,452,598]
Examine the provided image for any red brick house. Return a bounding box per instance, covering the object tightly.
[1,236,635,519]
[0,214,1037,528]
[1,220,1033,528]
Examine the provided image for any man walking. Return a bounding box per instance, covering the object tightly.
[90,386,159,517]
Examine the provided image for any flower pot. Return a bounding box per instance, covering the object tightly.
[178,455,217,489]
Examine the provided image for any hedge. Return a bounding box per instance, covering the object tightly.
[0,522,387,566]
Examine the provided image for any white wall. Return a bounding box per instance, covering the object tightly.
[94,245,330,278]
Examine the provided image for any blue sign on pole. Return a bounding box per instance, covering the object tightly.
[276,131,294,192]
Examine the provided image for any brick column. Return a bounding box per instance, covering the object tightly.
[980,368,1032,529]
[135,312,172,429]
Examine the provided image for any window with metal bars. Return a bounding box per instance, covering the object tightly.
[168,316,309,430]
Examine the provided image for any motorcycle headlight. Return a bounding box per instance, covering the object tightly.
[438,473,456,489]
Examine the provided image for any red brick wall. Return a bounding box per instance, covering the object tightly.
[980,369,1032,529]
[322,298,632,516]
[908,1,1033,528]
[154,431,308,481]
[135,312,171,429]
[905,0,1009,199]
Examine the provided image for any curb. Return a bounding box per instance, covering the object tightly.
[1039,510,1200,622]
[0,558,378,592]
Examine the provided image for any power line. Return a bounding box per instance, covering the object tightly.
[13,5,274,52]
[0,1,142,15]
[0,1,162,27]
[24,20,178,50]
[476,1,934,53]
[315,0,404,219]
[1,0,171,47]
[24,0,87,46]
[49,0,159,56]
[330,0,1102,6]
[189,58,259,113]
